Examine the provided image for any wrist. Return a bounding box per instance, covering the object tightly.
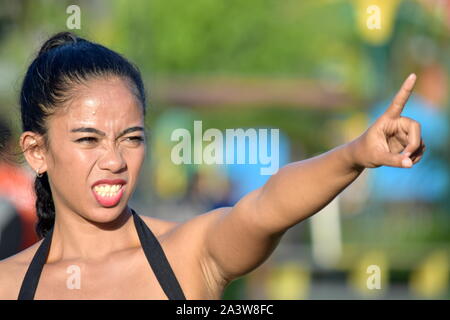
[344,138,366,173]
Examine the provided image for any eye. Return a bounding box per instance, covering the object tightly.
[76,137,98,144]
[125,136,144,144]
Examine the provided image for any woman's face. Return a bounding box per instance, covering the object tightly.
[43,76,146,223]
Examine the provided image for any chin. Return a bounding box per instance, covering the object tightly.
[85,206,129,226]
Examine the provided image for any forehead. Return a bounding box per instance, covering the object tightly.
[49,76,144,131]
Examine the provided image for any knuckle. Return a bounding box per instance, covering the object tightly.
[404,117,420,129]
[414,121,421,130]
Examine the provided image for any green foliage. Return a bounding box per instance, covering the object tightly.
[111,0,359,77]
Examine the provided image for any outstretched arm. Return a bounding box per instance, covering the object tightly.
[199,74,425,282]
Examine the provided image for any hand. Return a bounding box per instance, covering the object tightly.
[351,74,426,169]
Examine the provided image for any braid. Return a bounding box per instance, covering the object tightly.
[34,172,55,239]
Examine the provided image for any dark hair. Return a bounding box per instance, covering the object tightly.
[20,31,147,239]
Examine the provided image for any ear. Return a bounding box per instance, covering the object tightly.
[19,131,48,175]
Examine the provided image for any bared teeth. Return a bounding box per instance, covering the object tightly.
[93,184,122,197]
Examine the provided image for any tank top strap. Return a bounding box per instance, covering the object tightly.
[131,208,186,300]
[17,228,53,300]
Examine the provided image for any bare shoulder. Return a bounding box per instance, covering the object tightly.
[139,207,233,298]
[138,214,180,238]
[166,207,232,280]
[0,240,43,300]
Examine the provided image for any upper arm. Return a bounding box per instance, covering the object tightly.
[0,244,40,300]
[0,260,20,300]
[198,188,287,283]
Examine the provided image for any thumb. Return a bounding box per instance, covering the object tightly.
[380,152,413,168]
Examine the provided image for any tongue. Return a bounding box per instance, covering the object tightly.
[93,188,124,207]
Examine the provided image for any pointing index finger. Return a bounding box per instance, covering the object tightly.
[385,73,417,118]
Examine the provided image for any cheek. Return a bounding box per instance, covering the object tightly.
[49,147,96,192]
[125,147,146,172]
[58,148,95,172]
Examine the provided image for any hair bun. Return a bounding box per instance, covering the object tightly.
[38,31,79,56]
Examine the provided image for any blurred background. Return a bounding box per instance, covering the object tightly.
[0,0,449,299]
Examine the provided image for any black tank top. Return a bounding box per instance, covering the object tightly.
[17,208,186,300]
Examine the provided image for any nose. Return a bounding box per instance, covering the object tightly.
[98,145,127,173]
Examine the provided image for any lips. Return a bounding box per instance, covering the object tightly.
[91,179,127,207]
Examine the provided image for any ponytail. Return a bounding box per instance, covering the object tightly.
[34,172,55,239]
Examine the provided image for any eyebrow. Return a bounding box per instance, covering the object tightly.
[70,126,145,138]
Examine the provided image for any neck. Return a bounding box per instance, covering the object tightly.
[48,206,140,263]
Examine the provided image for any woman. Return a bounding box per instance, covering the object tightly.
[0,32,425,300]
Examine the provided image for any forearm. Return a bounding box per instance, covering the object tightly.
[255,139,364,233]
